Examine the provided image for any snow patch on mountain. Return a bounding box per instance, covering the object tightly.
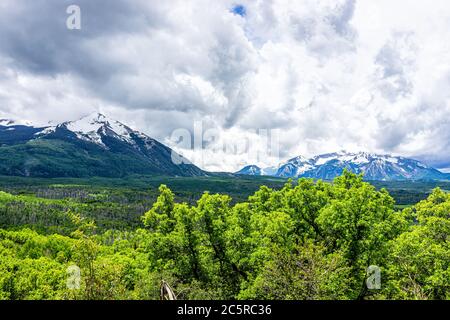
[236,165,261,176]
[36,127,56,136]
[33,113,157,151]
[0,119,35,127]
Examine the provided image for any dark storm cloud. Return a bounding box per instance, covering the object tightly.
[0,0,163,77]
[0,0,251,114]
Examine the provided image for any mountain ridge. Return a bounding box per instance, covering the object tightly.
[0,113,205,178]
[2,114,449,181]
[236,151,450,181]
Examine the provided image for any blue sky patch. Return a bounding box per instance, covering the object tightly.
[232,5,246,17]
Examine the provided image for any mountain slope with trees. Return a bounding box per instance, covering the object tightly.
[0,113,205,178]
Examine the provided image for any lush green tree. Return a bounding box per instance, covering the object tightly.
[286,178,330,240]
[384,189,450,300]
[142,185,175,234]
[316,172,408,299]
[0,173,448,300]
[239,242,351,300]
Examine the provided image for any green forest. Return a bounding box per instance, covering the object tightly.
[0,171,449,300]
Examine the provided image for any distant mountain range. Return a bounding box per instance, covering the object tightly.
[0,113,205,177]
[1,114,448,181]
[237,151,450,181]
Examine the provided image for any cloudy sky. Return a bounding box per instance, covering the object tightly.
[0,0,449,172]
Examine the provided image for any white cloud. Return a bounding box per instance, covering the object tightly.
[0,0,449,171]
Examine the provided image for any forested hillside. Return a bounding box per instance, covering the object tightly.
[0,172,449,300]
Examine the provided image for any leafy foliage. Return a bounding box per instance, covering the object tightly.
[0,172,448,300]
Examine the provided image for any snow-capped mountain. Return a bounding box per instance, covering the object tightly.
[236,151,449,181]
[236,164,280,176]
[0,113,205,178]
[236,165,262,176]
[38,113,154,149]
